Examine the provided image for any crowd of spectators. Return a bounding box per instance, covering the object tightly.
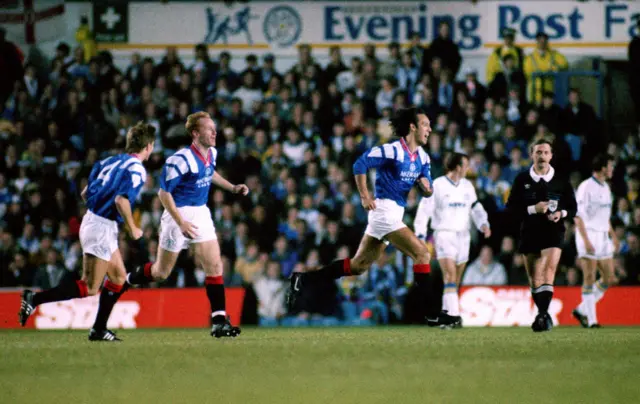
[1,21,639,326]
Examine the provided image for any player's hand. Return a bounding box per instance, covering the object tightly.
[547,211,562,222]
[179,221,199,239]
[232,184,249,196]
[535,201,549,214]
[612,237,620,253]
[585,240,595,255]
[129,226,143,240]
[481,225,491,238]
[361,196,376,211]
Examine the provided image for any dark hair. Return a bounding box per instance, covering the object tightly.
[592,153,615,172]
[445,153,469,173]
[125,121,156,153]
[529,137,554,153]
[389,107,425,138]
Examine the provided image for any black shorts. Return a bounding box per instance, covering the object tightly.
[518,231,564,254]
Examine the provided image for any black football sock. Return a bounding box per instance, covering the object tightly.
[127,262,154,286]
[413,264,439,318]
[32,279,88,307]
[532,284,554,314]
[206,276,226,324]
[93,280,124,331]
[304,258,352,281]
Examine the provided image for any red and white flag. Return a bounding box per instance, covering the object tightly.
[0,0,65,45]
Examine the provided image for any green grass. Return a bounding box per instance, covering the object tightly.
[1,327,639,404]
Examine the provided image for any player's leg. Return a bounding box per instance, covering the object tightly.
[192,239,240,338]
[288,235,386,310]
[18,253,109,326]
[589,258,615,328]
[89,249,128,341]
[386,228,459,326]
[574,257,597,328]
[439,258,457,314]
[127,247,181,286]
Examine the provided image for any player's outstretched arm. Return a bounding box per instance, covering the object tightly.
[212,172,249,195]
[115,195,142,240]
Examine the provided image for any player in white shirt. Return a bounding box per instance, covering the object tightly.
[414,153,491,325]
[572,154,619,328]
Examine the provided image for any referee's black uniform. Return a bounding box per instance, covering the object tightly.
[506,166,577,253]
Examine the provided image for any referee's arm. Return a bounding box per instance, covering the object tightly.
[560,181,577,219]
[505,174,534,220]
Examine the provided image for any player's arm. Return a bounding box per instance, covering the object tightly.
[414,196,434,240]
[470,187,491,238]
[609,221,620,253]
[211,171,249,195]
[417,155,433,197]
[353,146,388,211]
[81,186,88,203]
[159,159,198,238]
[573,183,593,250]
[115,195,142,240]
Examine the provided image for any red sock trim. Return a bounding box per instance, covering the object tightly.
[343,258,352,276]
[76,280,88,298]
[143,262,153,278]
[104,280,123,293]
[205,276,224,285]
[413,264,431,274]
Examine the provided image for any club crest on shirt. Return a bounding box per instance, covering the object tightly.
[548,199,558,212]
[206,166,213,176]
[409,163,416,171]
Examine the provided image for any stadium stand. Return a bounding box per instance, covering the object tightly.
[1,17,639,328]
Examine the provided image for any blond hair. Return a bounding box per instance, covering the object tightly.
[185,111,211,138]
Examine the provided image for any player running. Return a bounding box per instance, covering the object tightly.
[506,138,577,332]
[19,122,156,341]
[126,111,248,338]
[572,154,619,328]
[287,107,460,327]
[414,153,491,326]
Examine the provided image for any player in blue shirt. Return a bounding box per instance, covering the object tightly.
[19,122,156,341]
[287,107,460,327]
[127,112,249,338]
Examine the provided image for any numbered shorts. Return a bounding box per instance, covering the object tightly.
[576,229,614,260]
[79,210,119,262]
[159,205,217,253]
[434,230,471,265]
[364,199,406,241]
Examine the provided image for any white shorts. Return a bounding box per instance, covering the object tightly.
[159,205,217,253]
[79,210,119,262]
[576,229,614,260]
[434,230,471,265]
[364,199,406,241]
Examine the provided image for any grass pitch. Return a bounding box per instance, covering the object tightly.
[1,327,639,404]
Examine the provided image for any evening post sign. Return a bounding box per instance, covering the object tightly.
[113,1,640,56]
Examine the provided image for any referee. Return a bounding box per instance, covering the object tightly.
[506,138,577,332]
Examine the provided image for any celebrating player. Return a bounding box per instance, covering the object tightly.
[19,122,156,341]
[572,154,619,328]
[126,111,248,338]
[414,153,491,325]
[506,138,577,332]
[287,107,460,327]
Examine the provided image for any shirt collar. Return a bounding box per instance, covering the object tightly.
[399,138,418,162]
[190,143,211,166]
[529,165,554,182]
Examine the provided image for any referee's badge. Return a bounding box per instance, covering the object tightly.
[548,200,558,212]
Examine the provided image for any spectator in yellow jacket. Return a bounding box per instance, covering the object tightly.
[524,32,568,103]
[75,16,97,63]
[486,28,525,84]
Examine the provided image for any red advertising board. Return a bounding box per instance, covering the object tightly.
[0,286,638,329]
[0,288,245,330]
